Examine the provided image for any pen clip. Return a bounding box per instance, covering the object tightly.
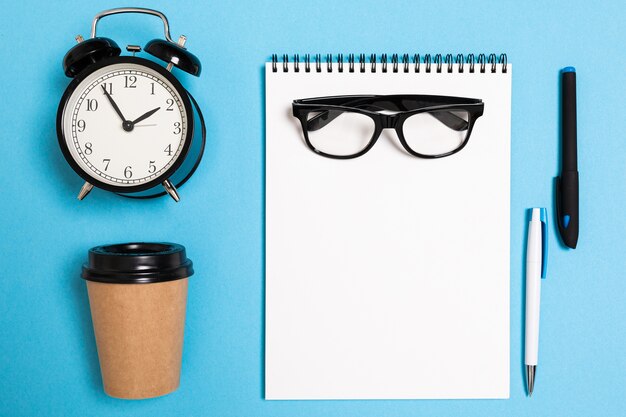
[540,208,548,279]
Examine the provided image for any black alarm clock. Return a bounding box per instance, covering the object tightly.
[57,8,205,202]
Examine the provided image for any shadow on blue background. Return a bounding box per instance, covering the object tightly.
[67,254,102,392]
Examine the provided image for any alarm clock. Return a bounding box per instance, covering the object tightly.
[56,8,205,202]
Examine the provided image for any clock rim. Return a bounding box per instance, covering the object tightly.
[56,56,195,194]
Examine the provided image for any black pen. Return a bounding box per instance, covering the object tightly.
[556,67,579,248]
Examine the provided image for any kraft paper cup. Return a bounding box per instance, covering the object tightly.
[82,243,194,399]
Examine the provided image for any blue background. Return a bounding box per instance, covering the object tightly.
[1,1,624,416]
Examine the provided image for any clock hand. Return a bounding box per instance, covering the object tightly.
[101,85,127,123]
[132,107,161,124]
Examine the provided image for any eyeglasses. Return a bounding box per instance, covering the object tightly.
[292,95,484,159]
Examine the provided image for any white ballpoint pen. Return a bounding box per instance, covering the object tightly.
[525,208,548,396]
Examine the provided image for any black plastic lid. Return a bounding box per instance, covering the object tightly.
[82,242,193,284]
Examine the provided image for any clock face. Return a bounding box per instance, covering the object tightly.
[60,61,190,188]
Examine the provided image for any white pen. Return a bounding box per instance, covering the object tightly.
[525,207,548,396]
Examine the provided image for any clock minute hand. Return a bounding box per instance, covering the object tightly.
[101,85,127,122]
[132,107,161,124]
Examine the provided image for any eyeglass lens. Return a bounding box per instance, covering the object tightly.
[306,111,375,156]
[402,110,470,156]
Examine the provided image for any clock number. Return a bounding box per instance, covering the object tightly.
[77,119,86,132]
[150,82,155,95]
[84,142,93,155]
[101,82,113,95]
[148,160,156,173]
[86,99,98,111]
[124,75,137,88]
[124,166,133,178]
[102,158,111,171]
[173,122,181,135]
[166,98,174,111]
[164,144,173,156]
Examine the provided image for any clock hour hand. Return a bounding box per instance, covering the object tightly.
[132,107,161,125]
[101,85,127,123]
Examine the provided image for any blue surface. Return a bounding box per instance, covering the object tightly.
[0,1,624,416]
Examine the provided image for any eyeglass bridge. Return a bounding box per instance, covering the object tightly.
[379,113,401,129]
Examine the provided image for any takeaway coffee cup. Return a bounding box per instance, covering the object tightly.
[82,242,193,399]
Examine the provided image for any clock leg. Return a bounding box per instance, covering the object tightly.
[77,182,94,200]
[162,179,180,202]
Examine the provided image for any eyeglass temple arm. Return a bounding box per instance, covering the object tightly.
[428,111,469,131]
[306,105,468,132]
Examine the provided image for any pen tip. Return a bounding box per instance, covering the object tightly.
[562,66,576,73]
[526,365,536,397]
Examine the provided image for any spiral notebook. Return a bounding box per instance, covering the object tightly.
[265,53,511,400]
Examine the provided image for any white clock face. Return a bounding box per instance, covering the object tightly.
[61,62,189,187]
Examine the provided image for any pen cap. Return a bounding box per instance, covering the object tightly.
[561,67,577,171]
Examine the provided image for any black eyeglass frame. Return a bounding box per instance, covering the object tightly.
[292,94,485,159]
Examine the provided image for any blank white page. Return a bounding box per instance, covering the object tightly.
[265,62,511,399]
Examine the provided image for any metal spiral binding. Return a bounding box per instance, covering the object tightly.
[456,54,464,73]
[271,53,508,73]
[445,54,454,73]
[478,54,486,73]
[488,53,496,73]
[424,54,432,73]
[467,54,475,73]
[434,54,442,73]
